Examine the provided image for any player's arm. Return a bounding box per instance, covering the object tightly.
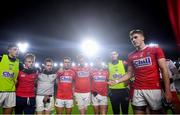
[34,69,40,90]
[108,65,134,85]
[158,58,172,103]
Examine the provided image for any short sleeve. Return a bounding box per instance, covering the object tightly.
[155,47,165,59]
[127,56,133,66]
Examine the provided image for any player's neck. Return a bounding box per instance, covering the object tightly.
[112,60,118,64]
[24,65,31,69]
[64,68,69,70]
[136,43,146,51]
[8,54,16,59]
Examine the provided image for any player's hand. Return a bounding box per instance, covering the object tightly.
[165,90,172,103]
[43,95,50,103]
[107,80,118,86]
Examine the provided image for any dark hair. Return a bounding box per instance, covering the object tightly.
[7,43,18,49]
[63,57,71,61]
[44,58,53,64]
[129,29,144,38]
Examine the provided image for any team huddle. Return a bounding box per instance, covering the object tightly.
[0,29,180,115]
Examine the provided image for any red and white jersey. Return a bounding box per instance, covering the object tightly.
[166,59,177,79]
[16,71,38,97]
[166,59,179,91]
[91,69,109,96]
[128,46,165,89]
[56,69,75,99]
[73,66,91,93]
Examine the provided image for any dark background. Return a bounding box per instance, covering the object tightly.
[0,0,179,63]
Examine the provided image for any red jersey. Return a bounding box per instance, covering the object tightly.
[56,69,75,99]
[127,46,165,89]
[73,66,91,93]
[16,70,37,97]
[91,69,109,96]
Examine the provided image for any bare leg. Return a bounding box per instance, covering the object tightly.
[36,111,44,115]
[3,107,13,115]
[65,108,72,115]
[79,108,87,115]
[133,110,146,114]
[56,107,64,115]
[44,110,51,115]
[132,105,146,115]
[93,105,100,115]
[100,105,108,115]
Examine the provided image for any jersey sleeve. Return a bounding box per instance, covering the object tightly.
[56,71,64,77]
[72,70,76,80]
[127,56,133,66]
[155,46,165,59]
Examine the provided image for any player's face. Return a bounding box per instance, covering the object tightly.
[45,62,53,71]
[78,56,85,65]
[63,59,71,69]
[95,58,102,68]
[25,58,34,68]
[111,52,118,61]
[8,47,19,58]
[130,33,144,48]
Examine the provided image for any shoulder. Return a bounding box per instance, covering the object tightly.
[147,45,163,52]
[69,69,75,73]
[128,50,136,58]
[103,69,109,74]
[71,66,77,71]
[0,54,6,62]
[19,62,24,70]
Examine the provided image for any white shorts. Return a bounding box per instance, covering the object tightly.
[55,99,73,108]
[132,89,162,110]
[74,92,91,110]
[0,92,15,108]
[91,94,108,106]
[36,95,54,112]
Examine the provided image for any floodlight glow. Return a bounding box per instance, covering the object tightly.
[54,63,58,67]
[17,42,29,53]
[72,62,76,67]
[81,39,99,57]
[101,62,105,66]
[90,62,94,67]
[35,63,39,68]
[149,43,159,47]
[59,62,63,67]
[85,62,88,66]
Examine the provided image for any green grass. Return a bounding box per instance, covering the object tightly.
[1,95,180,114]
[51,98,131,114]
[0,98,128,114]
